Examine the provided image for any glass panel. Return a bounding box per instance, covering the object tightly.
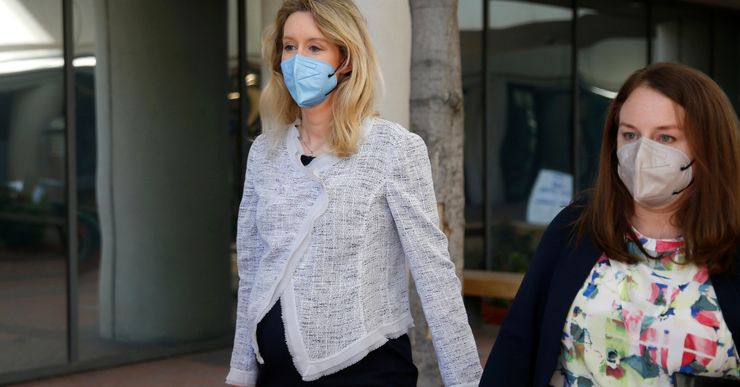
[228,0,263,226]
[713,11,740,114]
[226,0,263,310]
[0,0,68,372]
[71,0,108,362]
[652,4,711,73]
[576,0,647,190]
[460,0,485,270]
[75,0,234,363]
[485,0,573,272]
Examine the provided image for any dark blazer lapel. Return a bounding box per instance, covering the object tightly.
[711,250,740,344]
[534,233,601,386]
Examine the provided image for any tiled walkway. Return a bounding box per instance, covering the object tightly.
[11,325,499,387]
[11,349,233,387]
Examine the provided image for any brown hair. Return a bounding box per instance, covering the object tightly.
[260,0,381,157]
[576,62,740,274]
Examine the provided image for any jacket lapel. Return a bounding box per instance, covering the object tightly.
[711,249,740,344]
[534,233,601,386]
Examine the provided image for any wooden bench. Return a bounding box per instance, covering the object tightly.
[462,269,524,300]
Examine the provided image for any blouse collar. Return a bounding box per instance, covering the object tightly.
[285,117,374,174]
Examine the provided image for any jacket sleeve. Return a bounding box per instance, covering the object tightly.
[479,205,580,387]
[386,131,482,387]
[226,138,266,387]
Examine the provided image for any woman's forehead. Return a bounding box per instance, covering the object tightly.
[283,11,326,41]
[620,87,684,128]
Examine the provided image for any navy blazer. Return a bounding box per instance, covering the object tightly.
[480,204,740,387]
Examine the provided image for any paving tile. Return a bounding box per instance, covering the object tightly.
[10,324,501,386]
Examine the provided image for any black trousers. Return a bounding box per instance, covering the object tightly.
[255,300,418,387]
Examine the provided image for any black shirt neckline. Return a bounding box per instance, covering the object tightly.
[300,154,316,166]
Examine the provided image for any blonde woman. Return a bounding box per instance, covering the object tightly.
[225,1,482,386]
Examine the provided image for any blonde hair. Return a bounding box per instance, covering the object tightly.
[260,0,382,157]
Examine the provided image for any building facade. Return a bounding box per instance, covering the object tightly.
[0,0,738,383]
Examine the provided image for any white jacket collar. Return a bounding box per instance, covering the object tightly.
[286,118,375,173]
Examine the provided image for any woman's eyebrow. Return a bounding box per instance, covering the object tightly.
[282,35,329,43]
[655,125,679,131]
[618,122,679,131]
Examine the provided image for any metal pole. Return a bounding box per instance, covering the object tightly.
[571,0,579,194]
[646,0,653,64]
[483,0,491,269]
[237,0,248,183]
[62,0,79,363]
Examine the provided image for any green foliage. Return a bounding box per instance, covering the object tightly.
[463,223,538,273]
[488,223,534,273]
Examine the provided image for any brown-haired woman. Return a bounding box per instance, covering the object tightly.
[480,62,740,386]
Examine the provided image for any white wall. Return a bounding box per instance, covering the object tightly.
[355,0,411,127]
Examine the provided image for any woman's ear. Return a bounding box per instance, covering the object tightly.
[338,56,352,77]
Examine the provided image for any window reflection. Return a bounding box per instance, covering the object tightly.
[712,14,740,113]
[577,0,647,190]
[73,0,243,362]
[460,0,485,270]
[652,5,711,73]
[461,0,738,280]
[484,0,572,271]
[227,0,263,294]
[0,0,67,373]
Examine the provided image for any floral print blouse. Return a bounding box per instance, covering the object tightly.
[550,230,740,386]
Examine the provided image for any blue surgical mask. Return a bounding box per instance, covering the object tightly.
[280,55,339,108]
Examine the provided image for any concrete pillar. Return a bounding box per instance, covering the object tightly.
[94,0,231,342]
[7,79,64,193]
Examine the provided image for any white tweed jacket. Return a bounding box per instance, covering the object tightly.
[226,117,482,387]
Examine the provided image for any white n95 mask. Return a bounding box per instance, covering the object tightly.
[617,138,694,208]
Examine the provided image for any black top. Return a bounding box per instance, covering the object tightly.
[300,154,315,166]
[255,300,416,386]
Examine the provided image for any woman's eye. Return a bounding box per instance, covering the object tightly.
[308,45,322,53]
[622,132,637,141]
[658,134,675,143]
[283,44,296,51]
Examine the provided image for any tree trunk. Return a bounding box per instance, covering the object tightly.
[407,1,465,386]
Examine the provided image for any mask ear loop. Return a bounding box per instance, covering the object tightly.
[323,58,351,96]
[673,160,695,195]
[666,157,694,264]
[323,71,340,97]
